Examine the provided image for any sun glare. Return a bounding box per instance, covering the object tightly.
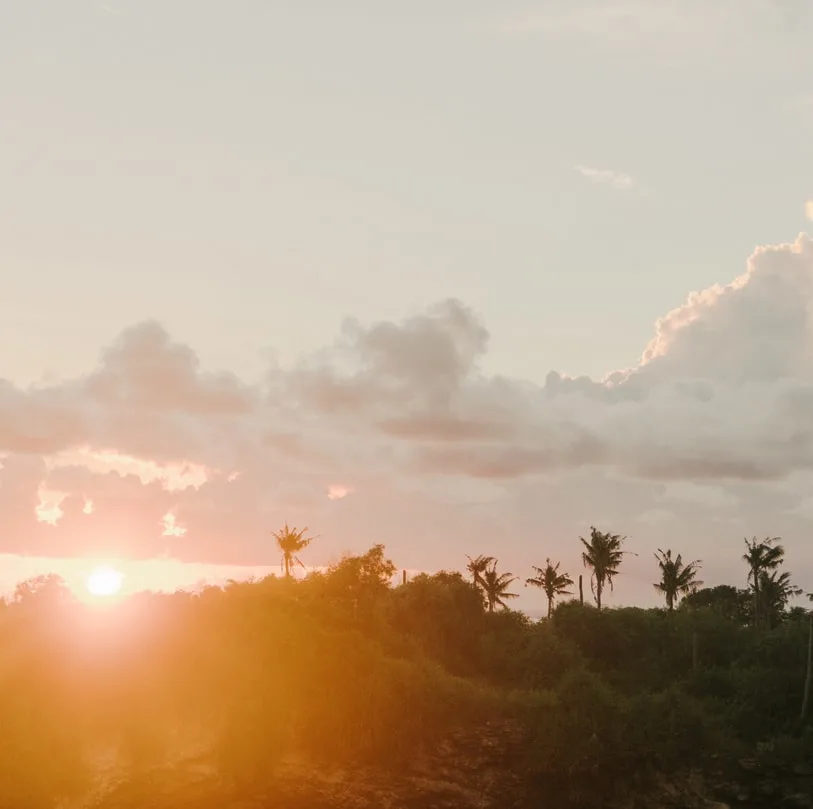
[85,566,124,598]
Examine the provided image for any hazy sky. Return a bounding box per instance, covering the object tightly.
[2,1,813,609]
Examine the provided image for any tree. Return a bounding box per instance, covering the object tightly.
[315,544,398,622]
[653,549,703,611]
[526,559,574,618]
[465,554,495,598]
[272,523,314,578]
[387,571,484,674]
[758,569,802,629]
[580,527,628,612]
[681,585,751,624]
[481,563,518,613]
[742,536,785,628]
[13,574,73,606]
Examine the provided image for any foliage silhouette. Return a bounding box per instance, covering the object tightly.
[743,536,785,628]
[465,554,495,606]
[481,563,519,613]
[526,559,574,618]
[579,527,629,611]
[0,532,811,809]
[653,548,703,611]
[272,523,314,578]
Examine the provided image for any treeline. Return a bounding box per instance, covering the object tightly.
[463,528,807,625]
[0,527,811,808]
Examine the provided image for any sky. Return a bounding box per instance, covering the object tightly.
[1,0,813,610]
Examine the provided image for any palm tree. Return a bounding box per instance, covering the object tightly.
[526,559,574,618]
[653,549,703,611]
[743,536,784,627]
[758,569,802,629]
[580,526,628,611]
[272,523,314,578]
[481,563,518,613]
[466,554,495,600]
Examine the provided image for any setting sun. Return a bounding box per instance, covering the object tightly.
[84,566,124,597]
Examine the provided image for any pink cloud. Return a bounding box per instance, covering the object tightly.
[1,234,813,604]
[327,484,353,500]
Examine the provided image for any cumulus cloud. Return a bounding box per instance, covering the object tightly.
[574,165,634,190]
[806,200,813,221]
[3,233,813,585]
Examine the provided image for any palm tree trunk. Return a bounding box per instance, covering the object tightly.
[752,569,760,629]
[801,613,813,723]
[547,596,552,619]
[596,580,602,612]
[579,575,584,606]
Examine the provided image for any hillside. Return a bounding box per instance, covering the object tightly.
[1,542,811,809]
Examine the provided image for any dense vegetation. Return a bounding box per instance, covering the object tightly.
[0,528,811,808]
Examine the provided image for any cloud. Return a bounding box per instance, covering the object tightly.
[482,1,809,73]
[161,512,187,538]
[575,165,634,190]
[327,484,353,501]
[3,233,813,601]
[806,200,813,221]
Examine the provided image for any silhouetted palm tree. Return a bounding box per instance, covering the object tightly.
[580,527,628,611]
[481,564,518,613]
[526,559,574,618]
[466,554,495,601]
[273,523,314,578]
[653,549,703,611]
[743,536,784,627]
[759,569,802,628]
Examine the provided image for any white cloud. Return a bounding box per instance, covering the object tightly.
[2,231,813,605]
[35,485,66,527]
[575,164,633,190]
[161,512,187,538]
[805,200,813,221]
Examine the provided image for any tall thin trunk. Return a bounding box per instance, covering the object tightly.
[596,579,603,612]
[752,567,760,628]
[547,596,552,619]
[801,613,813,723]
[579,575,584,606]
